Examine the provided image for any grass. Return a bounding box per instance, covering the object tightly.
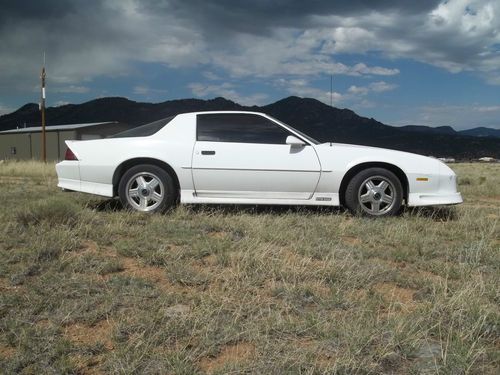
[0,160,498,374]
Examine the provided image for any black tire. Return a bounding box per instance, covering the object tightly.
[344,168,403,217]
[118,164,177,213]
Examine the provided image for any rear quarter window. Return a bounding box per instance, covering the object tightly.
[110,116,175,138]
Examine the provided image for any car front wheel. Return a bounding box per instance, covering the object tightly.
[118,164,176,213]
[344,168,403,217]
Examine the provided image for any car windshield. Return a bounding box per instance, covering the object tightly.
[109,116,175,138]
[267,115,320,145]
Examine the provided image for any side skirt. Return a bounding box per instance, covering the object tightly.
[180,190,339,206]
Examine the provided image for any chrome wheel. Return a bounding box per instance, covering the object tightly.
[357,175,396,216]
[125,172,164,212]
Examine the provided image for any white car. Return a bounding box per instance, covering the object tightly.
[56,111,462,216]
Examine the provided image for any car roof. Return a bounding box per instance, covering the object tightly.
[178,110,267,116]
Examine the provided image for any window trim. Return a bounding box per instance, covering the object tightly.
[265,115,319,145]
[196,113,313,146]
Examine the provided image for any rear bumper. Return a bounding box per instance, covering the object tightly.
[408,192,463,206]
[57,178,113,197]
[58,178,81,192]
[56,161,113,197]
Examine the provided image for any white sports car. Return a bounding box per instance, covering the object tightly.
[56,111,462,216]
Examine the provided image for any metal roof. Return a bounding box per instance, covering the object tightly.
[0,121,118,134]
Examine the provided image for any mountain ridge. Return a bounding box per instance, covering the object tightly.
[1,96,499,158]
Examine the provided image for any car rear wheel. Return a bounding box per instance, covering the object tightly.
[118,164,176,213]
[344,168,403,217]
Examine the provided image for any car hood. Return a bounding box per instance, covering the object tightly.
[317,142,420,155]
[314,142,446,174]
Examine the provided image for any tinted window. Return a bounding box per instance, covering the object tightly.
[267,115,320,145]
[110,116,174,138]
[197,114,292,144]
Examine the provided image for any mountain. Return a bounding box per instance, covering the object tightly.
[399,124,500,139]
[0,97,243,129]
[459,127,500,138]
[1,96,499,159]
[399,125,457,135]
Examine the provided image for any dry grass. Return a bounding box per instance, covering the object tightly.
[0,160,498,374]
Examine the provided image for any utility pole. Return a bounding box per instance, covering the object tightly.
[330,75,333,107]
[40,53,46,162]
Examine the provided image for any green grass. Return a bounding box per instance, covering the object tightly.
[0,160,498,374]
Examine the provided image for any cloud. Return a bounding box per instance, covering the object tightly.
[1,0,500,114]
[368,81,398,93]
[274,78,343,105]
[313,0,500,82]
[133,85,168,96]
[0,0,404,99]
[188,82,268,106]
[202,71,222,81]
[407,103,500,129]
[347,86,369,95]
[54,100,70,107]
[348,80,398,98]
[0,0,205,95]
[270,77,398,108]
[52,85,90,94]
[472,105,500,112]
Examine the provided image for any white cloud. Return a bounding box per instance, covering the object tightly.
[133,85,168,96]
[348,81,398,96]
[351,63,399,76]
[472,105,500,112]
[272,78,397,107]
[54,100,70,106]
[369,81,398,93]
[314,1,500,83]
[188,82,268,106]
[274,78,343,105]
[347,85,369,95]
[51,85,90,94]
[202,71,222,80]
[208,30,400,79]
[407,103,500,129]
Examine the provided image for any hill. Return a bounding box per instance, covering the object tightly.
[459,126,500,138]
[1,96,499,158]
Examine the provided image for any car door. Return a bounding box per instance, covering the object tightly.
[191,113,321,200]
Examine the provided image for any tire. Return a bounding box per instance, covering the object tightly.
[118,164,177,213]
[344,168,403,217]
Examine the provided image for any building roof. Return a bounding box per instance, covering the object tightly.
[0,121,118,134]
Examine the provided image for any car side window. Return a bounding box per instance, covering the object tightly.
[197,114,292,144]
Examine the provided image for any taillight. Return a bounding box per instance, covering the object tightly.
[65,147,78,160]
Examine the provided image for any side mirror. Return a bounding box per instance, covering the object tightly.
[286,135,306,146]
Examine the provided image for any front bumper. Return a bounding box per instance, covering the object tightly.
[408,192,463,206]
[407,162,463,206]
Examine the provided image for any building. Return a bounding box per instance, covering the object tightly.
[478,157,497,162]
[438,157,456,163]
[0,121,131,161]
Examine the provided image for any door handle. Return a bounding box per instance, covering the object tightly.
[201,150,216,155]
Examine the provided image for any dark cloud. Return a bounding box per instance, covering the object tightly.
[0,1,78,22]
[142,0,442,35]
[0,0,499,112]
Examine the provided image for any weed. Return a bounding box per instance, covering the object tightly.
[16,197,81,227]
[0,161,498,374]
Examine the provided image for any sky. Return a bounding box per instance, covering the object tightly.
[0,0,499,130]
